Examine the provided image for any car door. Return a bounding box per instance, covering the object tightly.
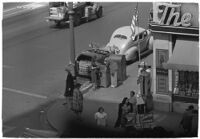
[138,31,149,52]
[138,32,145,52]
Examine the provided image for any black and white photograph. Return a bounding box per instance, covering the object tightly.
[2,1,199,138]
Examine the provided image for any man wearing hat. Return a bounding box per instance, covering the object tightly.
[179,105,197,135]
[63,68,74,107]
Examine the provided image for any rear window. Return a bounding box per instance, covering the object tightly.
[114,34,127,40]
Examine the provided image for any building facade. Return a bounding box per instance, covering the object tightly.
[149,3,199,113]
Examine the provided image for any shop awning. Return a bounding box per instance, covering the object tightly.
[163,39,199,71]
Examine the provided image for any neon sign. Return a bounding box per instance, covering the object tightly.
[156,3,192,27]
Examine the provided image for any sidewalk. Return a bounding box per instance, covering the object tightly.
[45,98,185,136]
[43,54,193,137]
[42,53,198,137]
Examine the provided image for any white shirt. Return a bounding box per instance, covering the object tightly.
[94,112,107,126]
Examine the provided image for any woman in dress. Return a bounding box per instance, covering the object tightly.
[94,107,108,127]
[114,97,133,128]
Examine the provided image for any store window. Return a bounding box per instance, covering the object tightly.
[178,71,199,98]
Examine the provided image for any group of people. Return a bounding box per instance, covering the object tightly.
[64,68,198,136]
[94,91,138,128]
[115,91,138,128]
[64,69,83,119]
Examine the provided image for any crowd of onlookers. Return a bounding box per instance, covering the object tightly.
[63,69,198,137]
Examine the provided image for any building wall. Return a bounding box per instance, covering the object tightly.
[151,2,199,113]
[152,33,173,112]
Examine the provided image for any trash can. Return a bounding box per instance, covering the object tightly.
[99,64,111,88]
[106,54,127,84]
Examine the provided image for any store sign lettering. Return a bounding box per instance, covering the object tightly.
[157,3,192,27]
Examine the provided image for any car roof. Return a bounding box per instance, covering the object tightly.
[112,26,146,38]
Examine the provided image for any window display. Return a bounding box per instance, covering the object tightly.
[177,71,199,98]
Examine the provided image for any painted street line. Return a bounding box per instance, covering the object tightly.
[3,3,48,19]
[3,87,47,99]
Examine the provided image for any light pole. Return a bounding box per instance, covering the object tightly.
[68,2,76,77]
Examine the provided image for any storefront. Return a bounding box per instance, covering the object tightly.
[149,2,199,113]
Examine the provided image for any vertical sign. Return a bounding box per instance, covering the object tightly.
[156,49,169,94]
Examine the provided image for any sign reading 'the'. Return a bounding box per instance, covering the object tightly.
[155,3,192,27]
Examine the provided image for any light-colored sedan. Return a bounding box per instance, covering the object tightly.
[105,26,153,62]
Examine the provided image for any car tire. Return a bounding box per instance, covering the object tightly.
[55,21,61,27]
[96,7,103,18]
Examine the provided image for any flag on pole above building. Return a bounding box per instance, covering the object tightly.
[130,6,138,40]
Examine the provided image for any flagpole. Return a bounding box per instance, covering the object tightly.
[136,3,141,63]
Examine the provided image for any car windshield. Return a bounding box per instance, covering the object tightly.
[114,34,127,40]
[49,2,66,7]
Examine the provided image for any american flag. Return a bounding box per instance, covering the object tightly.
[130,6,138,39]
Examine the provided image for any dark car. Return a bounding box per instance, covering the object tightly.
[46,2,103,26]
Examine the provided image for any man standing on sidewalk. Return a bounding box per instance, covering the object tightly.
[179,105,198,136]
[63,68,74,107]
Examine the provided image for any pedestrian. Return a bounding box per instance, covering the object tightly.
[129,91,137,113]
[63,68,74,107]
[71,83,83,120]
[136,93,145,114]
[94,107,108,127]
[91,58,100,90]
[179,105,197,135]
[114,97,133,128]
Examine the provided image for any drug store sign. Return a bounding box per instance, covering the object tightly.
[155,3,192,27]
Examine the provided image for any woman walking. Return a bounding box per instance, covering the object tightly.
[114,97,133,128]
[71,83,83,120]
[63,69,74,107]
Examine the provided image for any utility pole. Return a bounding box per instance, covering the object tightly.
[68,2,76,77]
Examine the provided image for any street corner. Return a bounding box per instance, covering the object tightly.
[45,98,76,132]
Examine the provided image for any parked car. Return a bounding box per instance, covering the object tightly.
[104,26,153,62]
[46,2,103,26]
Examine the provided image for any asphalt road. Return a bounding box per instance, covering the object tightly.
[3,2,152,136]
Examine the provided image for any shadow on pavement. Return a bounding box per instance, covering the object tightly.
[60,120,180,138]
[3,100,57,137]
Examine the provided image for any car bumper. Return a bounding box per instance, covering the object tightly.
[45,16,65,22]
